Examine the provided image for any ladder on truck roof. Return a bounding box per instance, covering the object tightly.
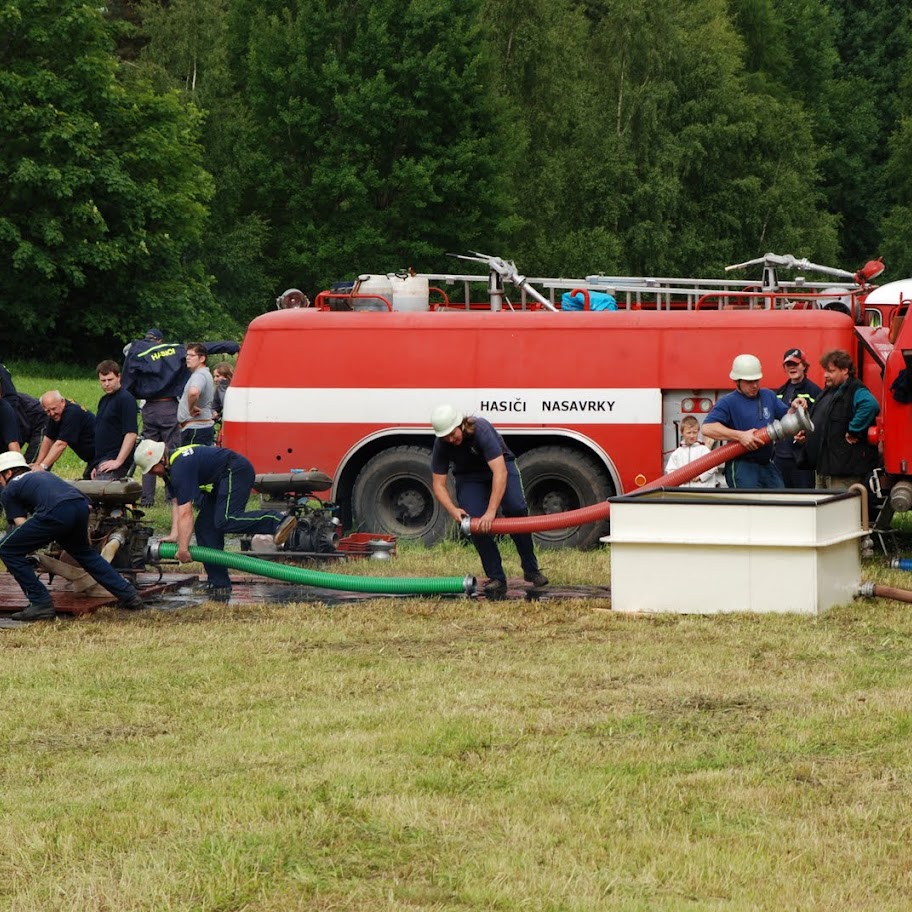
[313,251,877,318]
[430,251,868,315]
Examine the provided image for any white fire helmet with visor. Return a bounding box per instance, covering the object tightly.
[431,404,464,438]
[729,354,763,381]
[133,439,166,474]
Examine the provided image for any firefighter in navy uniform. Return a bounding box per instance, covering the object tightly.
[133,439,297,598]
[32,392,96,478]
[0,362,45,459]
[702,354,802,489]
[0,452,145,621]
[773,347,822,488]
[0,397,21,453]
[430,405,548,600]
[121,329,240,505]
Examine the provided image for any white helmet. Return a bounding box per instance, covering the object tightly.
[133,439,166,474]
[431,404,463,438]
[729,354,763,381]
[0,451,28,473]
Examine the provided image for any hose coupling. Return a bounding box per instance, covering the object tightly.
[856,581,877,598]
[146,539,165,563]
[892,558,912,571]
[766,408,814,442]
[463,575,477,596]
[460,516,473,536]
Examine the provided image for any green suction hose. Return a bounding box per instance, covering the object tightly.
[151,542,475,596]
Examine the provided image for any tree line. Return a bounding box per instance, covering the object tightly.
[2,0,910,356]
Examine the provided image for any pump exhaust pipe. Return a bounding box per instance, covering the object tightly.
[462,409,814,536]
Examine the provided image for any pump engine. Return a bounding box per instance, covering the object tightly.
[63,479,154,576]
[242,471,341,556]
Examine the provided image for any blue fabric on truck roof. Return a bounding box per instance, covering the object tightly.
[560,291,618,311]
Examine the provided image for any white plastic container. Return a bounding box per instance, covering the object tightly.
[607,488,866,615]
[390,273,430,312]
[353,274,393,311]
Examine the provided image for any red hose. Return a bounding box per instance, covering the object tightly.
[867,584,912,605]
[467,430,771,535]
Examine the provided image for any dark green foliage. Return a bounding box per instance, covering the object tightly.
[236,0,517,292]
[0,0,222,356]
[1,0,911,354]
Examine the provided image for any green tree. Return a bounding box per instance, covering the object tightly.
[138,0,276,323]
[879,32,912,279]
[493,0,837,278]
[0,0,218,355]
[233,0,518,295]
[820,0,910,265]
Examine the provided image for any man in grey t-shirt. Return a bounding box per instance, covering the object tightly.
[177,343,215,446]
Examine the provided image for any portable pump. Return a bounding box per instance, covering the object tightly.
[242,471,341,557]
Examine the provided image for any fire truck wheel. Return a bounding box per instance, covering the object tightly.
[352,446,454,547]
[517,446,612,550]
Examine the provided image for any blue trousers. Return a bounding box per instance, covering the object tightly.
[140,399,181,505]
[456,462,540,583]
[195,457,284,587]
[773,456,816,489]
[724,460,785,489]
[0,500,138,606]
[180,426,215,447]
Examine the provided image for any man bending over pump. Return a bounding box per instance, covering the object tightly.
[133,440,298,599]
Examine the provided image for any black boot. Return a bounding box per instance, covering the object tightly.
[483,578,507,601]
[11,602,57,622]
[119,594,146,611]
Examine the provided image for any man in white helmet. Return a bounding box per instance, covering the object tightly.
[702,354,804,489]
[133,439,297,599]
[0,452,145,621]
[429,405,547,600]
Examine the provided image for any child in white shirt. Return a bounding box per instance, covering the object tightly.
[665,415,719,487]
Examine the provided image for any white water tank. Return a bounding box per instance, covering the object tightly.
[353,274,393,311]
[607,488,866,615]
[390,273,430,312]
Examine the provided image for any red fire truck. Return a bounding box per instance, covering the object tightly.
[222,253,912,549]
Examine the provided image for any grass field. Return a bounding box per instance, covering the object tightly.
[4,362,912,909]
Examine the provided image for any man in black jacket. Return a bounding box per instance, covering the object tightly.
[121,328,240,505]
[803,349,880,489]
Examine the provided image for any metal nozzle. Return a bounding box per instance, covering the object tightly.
[767,408,814,441]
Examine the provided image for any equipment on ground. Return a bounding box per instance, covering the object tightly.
[241,471,341,558]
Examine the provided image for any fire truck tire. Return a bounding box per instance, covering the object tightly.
[352,446,453,547]
[517,447,612,550]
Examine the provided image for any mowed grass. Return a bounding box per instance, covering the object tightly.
[4,361,912,908]
[4,557,912,911]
